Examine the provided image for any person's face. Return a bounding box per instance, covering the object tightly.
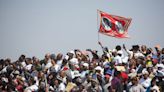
[147,67,153,73]
[51,60,55,65]
[67,53,73,59]
[146,49,152,55]
[132,79,136,85]
[146,56,151,61]
[143,74,148,79]
[101,56,106,61]
[91,81,96,87]
[105,77,109,82]
[32,57,37,61]
[38,72,44,78]
[48,74,53,80]
[60,71,66,78]
[136,58,142,65]
[87,75,92,82]
[112,52,117,57]
[162,48,164,54]
[54,79,59,86]
[82,66,87,70]
[131,78,138,85]
[57,53,63,60]
[141,45,147,51]
[151,79,156,86]
[45,54,50,60]
[31,66,35,71]
[130,64,136,69]
[36,60,40,65]
[97,73,102,80]
[89,63,94,70]
[96,70,101,74]
[0,64,2,70]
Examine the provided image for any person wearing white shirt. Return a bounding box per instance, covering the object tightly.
[129,76,145,92]
[114,54,122,65]
[24,78,38,92]
[139,70,151,91]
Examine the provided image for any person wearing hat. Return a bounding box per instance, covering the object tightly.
[155,63,164,92]
[146,77,160,92]
[93,66,105,87]
[139,69,152,91]
[94,66,103,75]
[13,70,20,75]
[123,44,144,59]
[80,63,89,78]
[103,74,111,92]
[24,78,38,92]
[87,78,102,92]
[55,75,66,92]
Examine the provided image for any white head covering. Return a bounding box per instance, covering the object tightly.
[142,69,149,75]
[83,63,89,67]
[70,58,78,65]
[95,66,102,71]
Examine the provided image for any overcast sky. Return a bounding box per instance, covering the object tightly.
[0,0,164,60]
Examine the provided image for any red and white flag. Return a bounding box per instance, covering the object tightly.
[99,10,132,38]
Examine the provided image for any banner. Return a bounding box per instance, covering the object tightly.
[99,10,132,38]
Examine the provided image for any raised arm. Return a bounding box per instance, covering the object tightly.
[86,49,99,59]
[98,41,109,54]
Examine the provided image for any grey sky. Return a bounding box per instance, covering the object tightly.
[0,0,164,60]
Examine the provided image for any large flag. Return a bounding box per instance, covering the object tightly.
[99,10,132,38]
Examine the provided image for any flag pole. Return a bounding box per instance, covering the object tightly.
[97,9,100,43]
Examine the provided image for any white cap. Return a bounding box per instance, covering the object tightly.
[142,69,149,75]
[64,55,69,60]
[131,69,136,73]
[13,70,20,75]
[128,72,137,78]
[69,50,75,55]
[22,77,26,81]
[83,63,89,67]
[95,66,102,71]
[112,49,117,52]
[71,70,81,79]
[70,58,78,65]
[157,64,164,69]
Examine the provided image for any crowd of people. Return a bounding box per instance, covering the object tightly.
[0,43,164,92]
